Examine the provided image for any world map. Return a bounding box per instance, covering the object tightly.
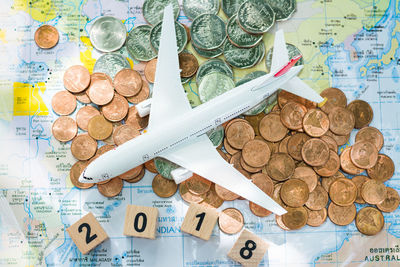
[0,0,399,266]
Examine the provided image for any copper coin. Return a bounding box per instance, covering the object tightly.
[302,109,329,137]
[214,184,239,201]
[278,90,317,110]
[241,139,271,168]
[272,183,285,207]
[90,72,113,84]
[101,93,129,122]
[265,141,280,154]
[367,154,395,182]
[329,177,357,206]
[245,112,265,136]
[328,107,355,136]
[249,201,272,217]
[361,179,387,205]
[324,130,350,146]
[218,208,244,234]
[252,173,274,195]
[63,65,90,93]
[280,179,309,207]
[275,215,290,230]
[113,69,142,97]
[301,138,330,167]
[127,80,150,104]
[230,152,244,172]
[76,105,100,131]
[186,174,212,195]
[280,101,307,130]
[125,106,149,131]
[319,87,347,114]
[200,184,224,209]
[356,207,384,236]
[347,100,373,129]
[124,167,145,183]
[144,58,157,83]
[152,174,178,198]
[291,166,318,192]
[306,207,327,227]
[281,206,308,230]
[320,135,338,153]
[97,177,123,197]
[377,187,400,213]
[52,116,77,142]
[119,164,144,180]
[71,134,98,160]
[259,113,288,142]
[240,156,262,173]
[266,153,295,182]
[179,181,205,203]
[225,118,248,132]
[88,78,114,106]
[328,202,356,226]
[355,126,384,151]
[34,25,59,49]
[350,141,378,169]
[313,150,340,177]
[102,122,122,145]
[278,136,290,154]
[287,133,311,161]
[113,124,140,146]
[96,144,115,156]
[226,121,255,149]
[179,53,199,78]
[349,175,369,204]
[223,137,239,155]
[339,146,363,175]
[69,160,94,189]
[321,171,345,192]
[51,91,77,115]
[75,90,91,104]
[305,185,328,210]
[144,159,158,173]
[88,115,113,140]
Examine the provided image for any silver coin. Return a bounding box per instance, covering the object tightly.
[196,58,233,86]
[191,13,226,50]
[226,14,263,48]
[198,72,235,103]
[237,0,275,34]
[150,21,187,53]
[90,16,127,53]
[93,53,130,79]
[126,25,157,62]
[142,0,180,25]
[266,0,296,21]
[236,71,268,115]
[223,40,265,69]
[265,43,303,72]
[221,0,246,18]
[183,0,220,21]
[192,41,224,58]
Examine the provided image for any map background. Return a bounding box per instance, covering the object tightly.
[0,0,399,266]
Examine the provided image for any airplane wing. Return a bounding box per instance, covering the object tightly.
[161,134,287,215]
[147,4,192,131]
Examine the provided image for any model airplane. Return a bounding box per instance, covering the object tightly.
[79,5,324,216]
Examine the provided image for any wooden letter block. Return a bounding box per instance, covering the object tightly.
[228,229,269,267]
[123,205,158,239]
[181,203,219,240]
[66,212,108,255]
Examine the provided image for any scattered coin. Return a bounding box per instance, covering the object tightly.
[328,202,356,226]
[125,168,146,184]
[324,130,349,146]
[347,100,373,129]
[183,0,220,21]
[196,58,233,86]
[278,90,316,110]
[113,69,143,97]
[88,77,114,106]
[150,21,187,53]
[34,25,59,49]
[329,178,357,206]
[301,138,330,167]
[223,41,265,69]
[89,16,127,53]
[280,101,307,130]
[328,107,355,136]
[142,0,180,25]
[266,153,295,182]
[97,177,123,197]
[113,124,140,146]
[339,146,363,175]
[218,208,244,235]
[242,139,271,168]
[292,166,318,193]
[361,179,387,205]
[69,161,94,189]
[127,80,150,104]
[355,126,384,151]
[71,134,98,161]
[125,106,149,130]
[226,120,255,149]
[51,91,77,116]
[101,93,129,122]
[88,115,113,141]
[306,208,327,227]
[367,154,394,182]
[76,106,100,131]
[200,184,224,208]
[118,164,144,180]
[319,87,347,114]
[305,185,328,211]
[259,113,288,142]
[275,214,290,231]
[280,179,309,207]
[355,206,384,236]
[52,116,78,142]
[237,0,275,34]
[198,72,235,103]
[313,150,340,177]
[281,206,308,230]
[302,109,329,137]
[226,14,263,48]
[144,159,158,173]
[126,25,157,62]
[350,141,378,169]
[179,53,199,78]
[152,174,178,198]
[186,174,212,195]
[377,187,400,213]
[320,135,338,153]
[191,14,226,50]
[267,0,296,21]
[351,175,369,204]
[93,53,131,79]
[179,181,205,203]
[63,65,91,93]
[144,58,157,83]
[287,133,311,161]
[321,171,344,192]
[214,184,240,201]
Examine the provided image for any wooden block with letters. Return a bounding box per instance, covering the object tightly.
[123,205,158,239]
[180,203,219,240]
[66,212,109,255]
[228,229,269,267]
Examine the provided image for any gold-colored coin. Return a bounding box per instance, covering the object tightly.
[218,208,244,235]
[367,154,395,182]
[241,139,271,168]
[328,202,356,226]
[97,177,123,197]
[266,153,295,182]
[305,185,328,211]
[313,150,340,177]
[76,105,100,131]
[69,161,94,189]
[361,179,387,205]
[377,187,400,213]
[87,115,113,140]
[152,174,178,198]
[329,178,357,206]
[306,207,327,227]
[186,174,212,195]
[347,100,373,129]
[350,141,378,169]
[71,134,98,161]
[301,138,330,167]
[280,179,309,207]
[281,206,308,230]
[351,175,369,204]
[34,25,59,49]
[259,113,288,142]
[292,166,318,193]
[355,207,384,236]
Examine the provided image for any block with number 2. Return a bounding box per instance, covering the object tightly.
[181,203,219,240]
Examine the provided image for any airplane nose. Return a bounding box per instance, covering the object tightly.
[78,168,93,183]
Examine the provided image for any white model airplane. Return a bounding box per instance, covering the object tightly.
[79,5,324,216]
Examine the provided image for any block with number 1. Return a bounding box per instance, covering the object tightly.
[181,203,219,240]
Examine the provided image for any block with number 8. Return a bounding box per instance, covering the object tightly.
[66,212,109,255]
[228,229,269,267]
[124,205,158,239]
[181,203,219,240]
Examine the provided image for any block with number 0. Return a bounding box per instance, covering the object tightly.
[66,212,109,255]
[124,205,158,239]
[181,203,219,240]
[228,229,269,266]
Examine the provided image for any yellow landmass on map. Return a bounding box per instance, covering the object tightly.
[0,29,7,43]
[13,82,48,116]
[80,36,96,73]
[12,0,57,22]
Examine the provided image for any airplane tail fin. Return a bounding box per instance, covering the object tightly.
[271,30,325,104]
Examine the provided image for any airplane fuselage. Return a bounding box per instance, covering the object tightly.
[82,66,302,182]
